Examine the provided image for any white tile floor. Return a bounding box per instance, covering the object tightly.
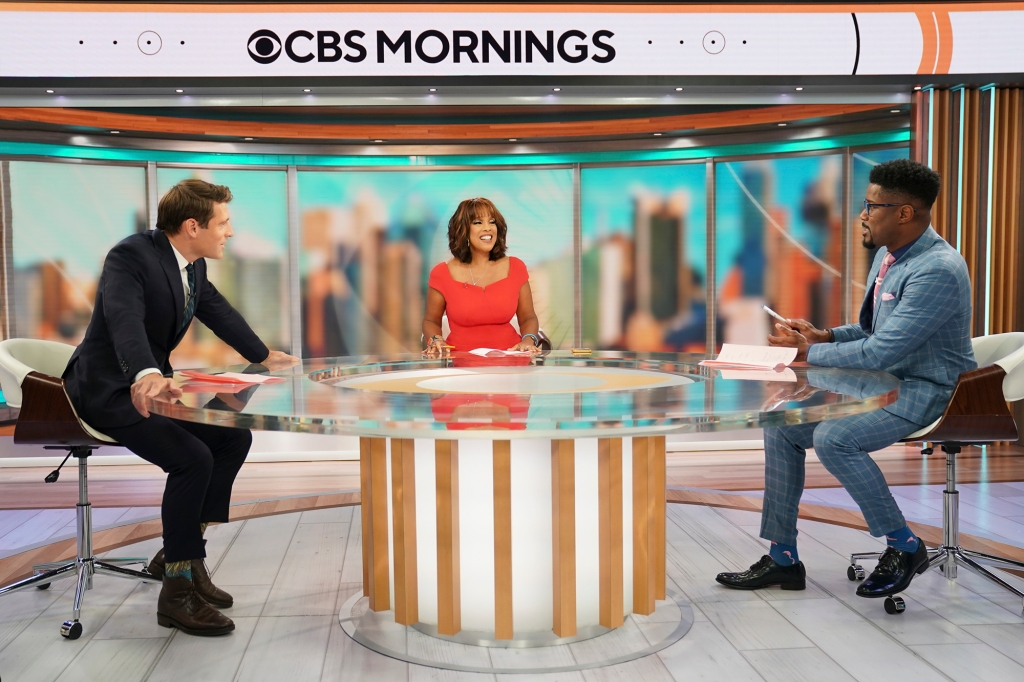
[1,503,1023,681]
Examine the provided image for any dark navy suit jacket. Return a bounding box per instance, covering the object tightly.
[63,229,269,429]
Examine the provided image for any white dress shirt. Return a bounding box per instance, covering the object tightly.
[133,242,192,383]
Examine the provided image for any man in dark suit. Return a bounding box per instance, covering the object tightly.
[63,179,297,636]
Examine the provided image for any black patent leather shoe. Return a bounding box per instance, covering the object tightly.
[856,542,929,598]
[716,555,806,591]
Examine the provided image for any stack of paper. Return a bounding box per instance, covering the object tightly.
[467,348,536,357]
[699,344,798,370]
[179,370,283,385]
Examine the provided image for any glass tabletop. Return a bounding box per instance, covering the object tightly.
[147,352,900,440]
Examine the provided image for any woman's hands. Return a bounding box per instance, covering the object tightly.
[507,337,542,354]
[422,336,451,358]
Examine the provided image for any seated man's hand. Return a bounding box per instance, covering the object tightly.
[261,350,300,371]
[785,318,831,344]
[767,322,810,362]
[131,374,183,418]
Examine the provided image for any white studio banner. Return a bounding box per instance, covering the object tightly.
[0,3,1021,78]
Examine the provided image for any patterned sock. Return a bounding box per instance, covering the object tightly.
[885,526,920,553]
[769,542,800,565]
[164,560,193,581]
[200,522,208,536]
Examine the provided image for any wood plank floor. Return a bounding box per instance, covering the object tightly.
[2,443,1022,510]
[3,506,1024,682]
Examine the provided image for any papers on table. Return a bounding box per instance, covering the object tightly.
[467,348,536,357]
[719,368,797,382]
[179,370,284,385]
[699,344,798,371]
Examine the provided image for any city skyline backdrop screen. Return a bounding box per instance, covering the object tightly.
[6,149,908,366]
[580,163,707,352]
[297,169,575,356]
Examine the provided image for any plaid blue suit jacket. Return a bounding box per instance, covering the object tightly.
[807,227,976,425]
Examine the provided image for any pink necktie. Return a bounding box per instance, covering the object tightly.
[873,252,896,308]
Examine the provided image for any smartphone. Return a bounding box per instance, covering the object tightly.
[761,305,789,324]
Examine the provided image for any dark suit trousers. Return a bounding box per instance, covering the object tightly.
[104,416,252,563]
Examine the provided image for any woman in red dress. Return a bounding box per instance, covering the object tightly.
[422,197,541,356]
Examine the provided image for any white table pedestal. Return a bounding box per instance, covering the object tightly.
[358,435,667,644]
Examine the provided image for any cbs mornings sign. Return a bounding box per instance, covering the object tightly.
[247,27,616,66]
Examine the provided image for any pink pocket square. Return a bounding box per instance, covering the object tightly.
[881,292,896,301]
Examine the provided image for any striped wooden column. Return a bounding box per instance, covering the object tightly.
[632,435,666,614]
[359,437,390,611]
[598,437,624,629]
[551,439,577,638]
[493,440,514,640]
[391,438,418,625]
[436,440,461,636]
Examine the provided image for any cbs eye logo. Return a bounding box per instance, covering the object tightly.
[248,29,281,63]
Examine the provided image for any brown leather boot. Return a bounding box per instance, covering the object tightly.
[157,575,234,636]
[148,545,233,608]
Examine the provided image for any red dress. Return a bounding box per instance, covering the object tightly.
[428,256,529,351]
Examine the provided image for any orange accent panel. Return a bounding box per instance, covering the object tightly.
[0,104,893,143]
[598,438,624,629]
[360,437,390,611]
[551,439,577,638]
[935,11,954,74]
[436,440,461,636]
[391,438,418,626]
[493,440,513,640]
[916,11,939,75]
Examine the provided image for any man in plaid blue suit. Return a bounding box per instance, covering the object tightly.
[717,159,976,599]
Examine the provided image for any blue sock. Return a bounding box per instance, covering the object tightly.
[769,542,799,565]
[885,526,920,553]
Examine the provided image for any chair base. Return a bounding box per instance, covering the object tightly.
[0,557,161,639]
[847,443,1024,616]
[849,545,1024,609]
[0,447,161,638]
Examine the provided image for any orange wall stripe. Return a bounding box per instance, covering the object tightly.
[0,104,892,143]
[916,11,939,75]
[935,10,954,75]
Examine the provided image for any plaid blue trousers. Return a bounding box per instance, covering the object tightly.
[760,409,919,545]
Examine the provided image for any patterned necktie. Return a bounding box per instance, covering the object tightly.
[872,252,896,309]
[180,263,196,333]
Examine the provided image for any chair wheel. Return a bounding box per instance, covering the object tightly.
[847,565,865,581]
[36,583,50,590]
[884,596,906,615]
[921,447,934,455]
[61,620,82,639]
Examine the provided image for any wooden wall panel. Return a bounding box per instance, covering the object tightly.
[436,440,461,635]
[597,438,624,629]
[391,438,418,626]
[931,88,953,244]
[493,440,513,640]
[551,439,577,638]
[991,88,1024,335]
[360,437,390,611]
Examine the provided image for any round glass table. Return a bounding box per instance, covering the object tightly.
[149,352,899,669]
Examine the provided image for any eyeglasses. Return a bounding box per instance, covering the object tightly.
[862,200,916,218]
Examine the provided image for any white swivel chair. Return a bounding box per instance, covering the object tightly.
[847,332,1024,615]
[0,339,159,639]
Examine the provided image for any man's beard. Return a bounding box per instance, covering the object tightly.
[861,223,875,249]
